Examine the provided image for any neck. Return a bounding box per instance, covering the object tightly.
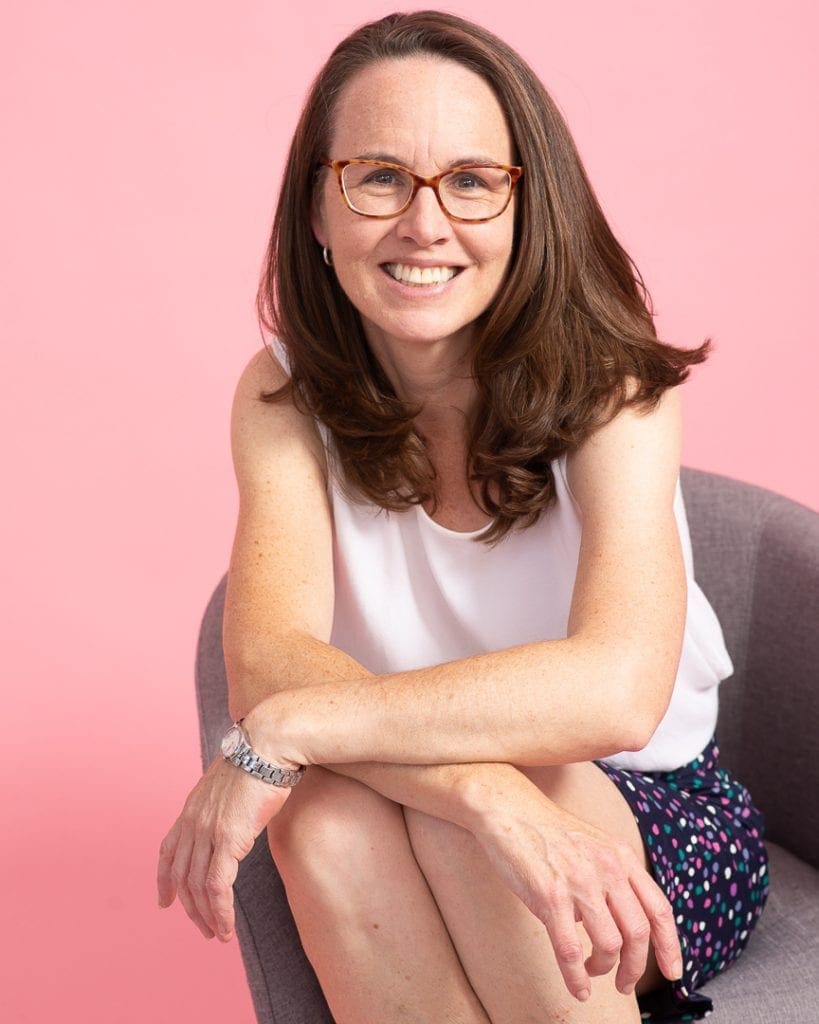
[361,321,479,435]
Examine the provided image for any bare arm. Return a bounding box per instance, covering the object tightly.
[223,347,525,827]
[245,382,687,772]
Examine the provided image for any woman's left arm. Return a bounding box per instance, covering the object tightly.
[250,386,687,770]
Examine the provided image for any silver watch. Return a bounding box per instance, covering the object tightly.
[220,721,306,787]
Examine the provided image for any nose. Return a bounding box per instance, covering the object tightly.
[394,183,453,247]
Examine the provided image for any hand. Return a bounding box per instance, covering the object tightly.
[470,793,682,1003]
[157,755,290,940]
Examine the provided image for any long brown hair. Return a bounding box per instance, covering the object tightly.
[256,10,710,545]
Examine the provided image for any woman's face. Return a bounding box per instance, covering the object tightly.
[312,56,516,360]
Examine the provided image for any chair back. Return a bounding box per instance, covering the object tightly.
[680,468,818,866]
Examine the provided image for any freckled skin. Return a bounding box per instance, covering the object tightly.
[311,56,516,377]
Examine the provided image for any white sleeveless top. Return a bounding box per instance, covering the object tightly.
[270,339,733,772]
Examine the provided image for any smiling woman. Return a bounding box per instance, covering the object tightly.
[310,57,518,367]
[157,11,769,1024]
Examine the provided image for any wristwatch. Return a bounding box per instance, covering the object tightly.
[220,720,306,787]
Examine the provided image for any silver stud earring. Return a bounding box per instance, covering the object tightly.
[322,246,333,267]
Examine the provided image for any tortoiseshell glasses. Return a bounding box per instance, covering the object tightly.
[319,158,523,223]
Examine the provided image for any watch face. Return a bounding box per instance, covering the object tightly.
[221,725,243,758]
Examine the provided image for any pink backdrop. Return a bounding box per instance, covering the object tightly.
[2,1,816,1020]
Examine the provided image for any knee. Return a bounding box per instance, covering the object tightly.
[267,767,405,886]
[403,806,477,862]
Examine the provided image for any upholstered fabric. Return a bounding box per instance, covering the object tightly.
[699,842,819,1020]
[195,467,819,1023]
[681,470,819,868]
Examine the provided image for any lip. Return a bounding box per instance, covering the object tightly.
[378,262,464,290]
[379,263,465,294]
[380,259,467,269]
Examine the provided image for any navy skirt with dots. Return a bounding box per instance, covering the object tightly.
[595,738,770,1022]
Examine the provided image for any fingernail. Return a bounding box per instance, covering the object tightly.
[576,989,590,1002]
[623,983,635,995]
[672,960,683,980]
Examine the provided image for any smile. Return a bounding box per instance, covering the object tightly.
[383,263,460,286]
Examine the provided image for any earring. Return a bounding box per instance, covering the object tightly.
[322,246,333,267]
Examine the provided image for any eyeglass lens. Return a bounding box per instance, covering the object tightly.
[340,163,513,220]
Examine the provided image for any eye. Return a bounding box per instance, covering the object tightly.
[365,169,399,187]
[450,171,488,190]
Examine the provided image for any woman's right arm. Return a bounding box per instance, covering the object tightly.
[158,350,514,941]
[221,346,336,719]
[222,346,518,824]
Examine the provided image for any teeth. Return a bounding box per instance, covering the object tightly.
[385,263,457,285]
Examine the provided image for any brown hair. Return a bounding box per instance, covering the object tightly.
[256,10,710,545]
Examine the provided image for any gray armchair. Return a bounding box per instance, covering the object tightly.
[195,468,819,1023]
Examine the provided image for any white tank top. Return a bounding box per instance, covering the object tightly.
[270,339,733,772]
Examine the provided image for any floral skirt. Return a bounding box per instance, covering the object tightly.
[595,738,770,1021]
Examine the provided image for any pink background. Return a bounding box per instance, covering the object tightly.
[2,1,816,1020]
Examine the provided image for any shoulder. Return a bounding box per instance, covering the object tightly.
[231,346,328,492]
[565,383,682,519]
[232,344,296,418]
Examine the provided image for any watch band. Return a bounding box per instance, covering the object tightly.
[221,721,306,788]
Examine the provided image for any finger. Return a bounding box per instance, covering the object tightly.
[187,833,218,935]
[577,898,624,981]
[171,831,215,940]
[205,841,242,941]
[604,883,651,994]
[157,822,180,907]
[541,890,592,1001]
[630,870,683,981]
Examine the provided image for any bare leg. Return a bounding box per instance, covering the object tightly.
[404,762,666,1024]
[267,765,492,1024]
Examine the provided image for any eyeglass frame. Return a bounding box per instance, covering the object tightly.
[318,158,524,224]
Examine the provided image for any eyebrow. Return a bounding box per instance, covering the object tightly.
[353,151,505,169]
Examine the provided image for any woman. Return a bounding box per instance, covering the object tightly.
[157,12,769,1023]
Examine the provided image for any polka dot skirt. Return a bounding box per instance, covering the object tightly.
[595,738,770,1021]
